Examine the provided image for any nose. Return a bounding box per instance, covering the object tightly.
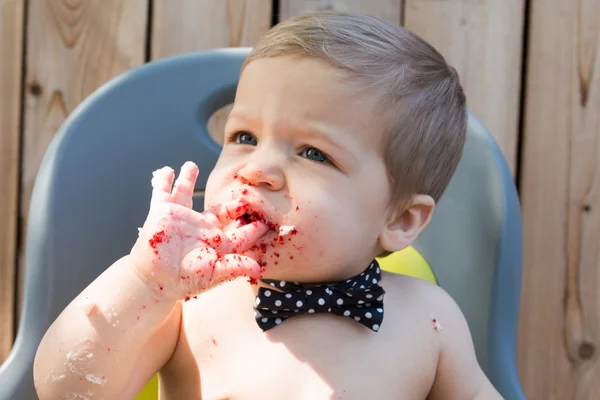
[237,158,285,191]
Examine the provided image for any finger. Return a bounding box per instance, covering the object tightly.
[211,254,262,285]
[171,161,199,208]
[202,198,249,227]
[151,167,175,205]
[225,221,271,253]
[220,218,240,233]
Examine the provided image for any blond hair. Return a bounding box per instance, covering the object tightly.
[243,12,467,209]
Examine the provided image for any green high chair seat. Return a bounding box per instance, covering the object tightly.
[0,48,525,400]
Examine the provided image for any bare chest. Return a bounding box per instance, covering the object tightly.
[162,312,436,400]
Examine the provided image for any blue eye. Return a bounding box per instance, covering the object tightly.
[235,132,257,145]
[300,147,331,163]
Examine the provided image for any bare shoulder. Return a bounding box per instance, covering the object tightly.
[382,273,503,399]
[380,271,459,320]
[380,272,470,358]
[382,274,471,351]
[381,271,477,359]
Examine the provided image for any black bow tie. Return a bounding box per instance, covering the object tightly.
[254,260,385,332]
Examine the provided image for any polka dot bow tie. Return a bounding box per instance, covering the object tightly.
[254,260,385,332]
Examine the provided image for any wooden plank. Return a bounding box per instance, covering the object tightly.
[152,0,272,145]
[518,0,600,398]
[17,0,148,322]
[0,0,24,364]
[280,0,402,25]
[403,0,525,175]
[152,0,272,57]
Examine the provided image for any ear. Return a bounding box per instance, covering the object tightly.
[379,194,435,252]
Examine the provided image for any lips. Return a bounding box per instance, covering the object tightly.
[236,213,253,227]
[220,203,277,233]
[239,211,277,231]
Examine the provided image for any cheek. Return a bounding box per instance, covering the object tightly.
[273,196,331,255]
[290,191,359,245]
[203,173,218,207]
[356,166,391,223]
[203,167,232,208]
[297,185,386,245]
[285,208,373,272]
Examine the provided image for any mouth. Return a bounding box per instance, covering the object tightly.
[235,208,297,244]
[224,198,298,245]
[237,213,253,226]
[240,211,279,231]
[236,210,277,231]
[227,205,299,276]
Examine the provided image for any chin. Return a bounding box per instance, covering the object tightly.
[240,241,295,273]
[237,226,301,266]
[236,240,304,281]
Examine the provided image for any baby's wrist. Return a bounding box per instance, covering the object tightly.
[70,255,179,352]
[123,254,177,300]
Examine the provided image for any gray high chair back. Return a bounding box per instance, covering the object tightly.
[0,48,525,400]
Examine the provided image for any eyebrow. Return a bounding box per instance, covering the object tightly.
[226,110,248,124]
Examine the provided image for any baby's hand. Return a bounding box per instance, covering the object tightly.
[129,161,269,300]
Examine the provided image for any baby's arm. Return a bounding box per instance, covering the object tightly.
[33,162,269,399]
[426,288,504,400]
[33,255,182,399]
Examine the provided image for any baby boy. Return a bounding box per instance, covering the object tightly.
[34,11,502,400]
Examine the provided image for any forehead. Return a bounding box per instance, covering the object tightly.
[233,57,382,143]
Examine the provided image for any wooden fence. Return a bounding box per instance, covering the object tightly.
[0,1,598,398]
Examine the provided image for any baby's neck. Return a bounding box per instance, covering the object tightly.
[250,259,379,296]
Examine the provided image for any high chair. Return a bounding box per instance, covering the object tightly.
[0,48,526,400]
